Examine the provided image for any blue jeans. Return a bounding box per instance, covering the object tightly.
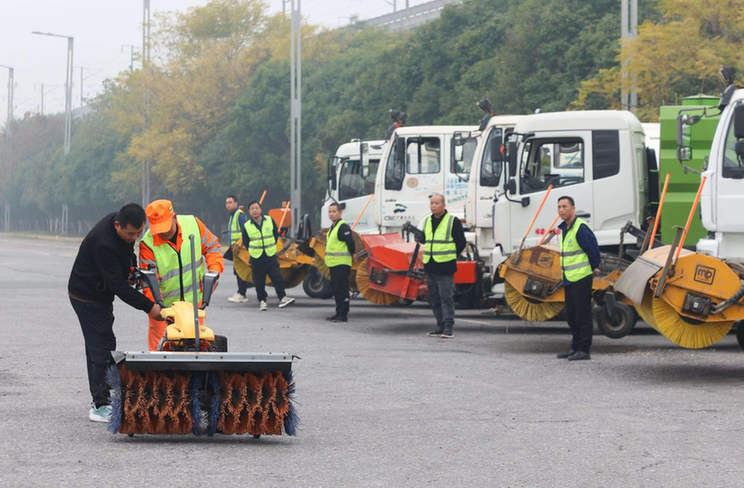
[426,272,455,332]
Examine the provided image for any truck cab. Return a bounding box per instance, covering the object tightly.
[374,125,478,233]
[684,86,744,259]
[493,111,651,266]
[465,115,525,258]
[321,140,385,233]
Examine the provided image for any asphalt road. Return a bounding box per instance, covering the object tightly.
[1,235,744,487]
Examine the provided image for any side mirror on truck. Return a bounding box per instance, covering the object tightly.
[361,142,370,178]
[507,141,518,177]
[490,138,504,164]
[327,157,337,191]
[395,136,406,166]
[505,178,516,195]
[675,114,696,162]
[734,104,744,158]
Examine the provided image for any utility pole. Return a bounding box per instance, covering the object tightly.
[32,31,74,154]
[282,0,290,13]
[40,84,44,115]
[0,64,13,233]
[621,0,638,112]
[142,0,152,206]
[75,66,86,108]
[121,44,138,71]
[290,0,302,234]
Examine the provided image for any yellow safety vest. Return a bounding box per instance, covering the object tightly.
[142,215,205,307]
[325,219,352,267]
[228,208,246,246]
[560,217,593,282]
[244,215,277,259]
[423,213,457,264]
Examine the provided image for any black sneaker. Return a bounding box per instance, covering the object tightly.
[326,315,340,321]
[427,329,444,337]
[556,349,576,359]
[567,350,591,361]
[440,330,454,339]
[332,316,348,323]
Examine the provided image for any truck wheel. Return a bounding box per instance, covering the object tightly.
[736,322,744,349]
[303,270,333,299]
[211,334,228,352]
[596,302,637,339]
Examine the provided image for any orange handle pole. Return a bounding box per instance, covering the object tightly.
[539,214,561,245]
[522,184,553,239]
[674,176,706,261]
[259,190,267,205]
[351,193,375,231]
[648,173,670,249]
[277,201,291,230]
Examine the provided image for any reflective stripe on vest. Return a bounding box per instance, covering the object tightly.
[142,215,206,307]
[423,213,457,264]
[244,215,277,259]
[560,217,593,282]
[325,219,352,267]
[228,208,245,246]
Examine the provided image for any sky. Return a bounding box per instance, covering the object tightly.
[0,0,427,124]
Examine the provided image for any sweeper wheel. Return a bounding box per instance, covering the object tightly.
[504,281,563,322]
[302,268,333,299]
[269,268,306,289]
[234,253,254,284]
[596,302,637,339]
[650,296,734,349]
[736,322,744,349]
[356,258,399,305]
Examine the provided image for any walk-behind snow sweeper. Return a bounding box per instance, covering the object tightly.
[106,234,298,437]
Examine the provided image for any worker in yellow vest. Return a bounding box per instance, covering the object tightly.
[325,202,356,322]
[225,195,249,303]
[240,201,296,311]
[419,193,466,339]
[554,196,601,361]
[140,199,224,351]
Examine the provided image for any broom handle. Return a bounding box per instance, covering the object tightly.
[648,173,670,250]
[277,201,291,230]
[351,193,375,231]
[674,176,706,261]
[259,190,267,205]
[517,184,553,253]
[539,214,561,245]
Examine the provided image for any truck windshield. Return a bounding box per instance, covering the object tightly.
[723,105,744,179]
[339,159,378,200]
[520,139,585,193]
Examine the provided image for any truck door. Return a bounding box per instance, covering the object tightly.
[509,132,593,250]
[447,134,476,218]
[381,135,443,229]
[715,109,744,232]
[334,158,379,232]
[475,127,506,228]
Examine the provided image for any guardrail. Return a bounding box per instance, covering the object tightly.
[363,0,463,32]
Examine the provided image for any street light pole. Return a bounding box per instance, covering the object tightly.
[290,0,302,234]
[32,31,74,154]
[0,64,13,233]
[142,0,152,206]
[621,0,638,112]
[121,45,138,71]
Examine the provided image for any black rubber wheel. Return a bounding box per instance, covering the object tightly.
[211,334,228,352]
[736,322,744,349]
[303,269,333,299]
[596,302,637,339]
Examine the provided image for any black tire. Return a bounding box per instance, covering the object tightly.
[303,269,333,299]
[736,322,744,349]
[211,334,228,352]
[596,302,637,339]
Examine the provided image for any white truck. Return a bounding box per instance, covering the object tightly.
[321,139,385,233]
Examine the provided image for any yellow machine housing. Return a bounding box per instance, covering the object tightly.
[161,301,215,341]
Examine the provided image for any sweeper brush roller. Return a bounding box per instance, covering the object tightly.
[107,352,298,437]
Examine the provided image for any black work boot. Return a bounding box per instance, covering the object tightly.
[557,349,576,359]
[326,315,340,321]
[567,350,591,361]
[332,315,348,323]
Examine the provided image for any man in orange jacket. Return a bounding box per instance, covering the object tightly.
[139,199,224,351]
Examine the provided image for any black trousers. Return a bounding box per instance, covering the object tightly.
[234,267,249,296]
[330,264,351,317]
[252,257,286,302]
[564,275,593,352]
[70,296,115,407]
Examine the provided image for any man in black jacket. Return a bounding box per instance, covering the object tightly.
[68,204,163,422]
[417,193,467,339]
